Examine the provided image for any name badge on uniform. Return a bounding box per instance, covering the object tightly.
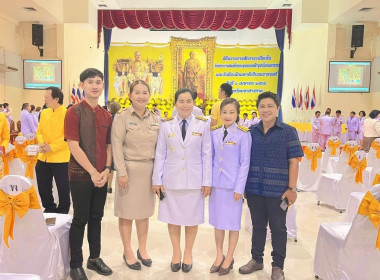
[225,141,237,145]
[192,132,202,136]
[151,123,159,127]
[168,133,175,138]
[129,122,137,126]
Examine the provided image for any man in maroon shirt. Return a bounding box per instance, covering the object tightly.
[65,68,113,280]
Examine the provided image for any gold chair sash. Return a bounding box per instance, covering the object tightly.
[0,186,41,247]
[328,139,341,156]
[14,142,27,161]
[304,146,322,172]
[342,144,359,158]
[24,155,38,179]
[2,151,15,176]
[348,154,367,184]
[357,191,380,251]
[371,141,380,159]
[373,174,380,186]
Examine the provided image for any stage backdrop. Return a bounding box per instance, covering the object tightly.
[108,38,280,116]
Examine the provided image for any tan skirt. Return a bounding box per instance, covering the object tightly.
[362,136,377,152]
[114,160,155,220]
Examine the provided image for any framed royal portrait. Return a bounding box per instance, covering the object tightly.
[170,37,216,100]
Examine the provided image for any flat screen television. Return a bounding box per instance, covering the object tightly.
[328,61,371,93]
[23,59,62,89]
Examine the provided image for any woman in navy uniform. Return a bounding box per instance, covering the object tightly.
[209,98,252,275]
[152,88,212,273]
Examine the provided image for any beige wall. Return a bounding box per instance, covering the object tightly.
[282,21,380,123]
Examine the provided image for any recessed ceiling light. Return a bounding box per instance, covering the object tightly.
[23,7,37,11]
[282,4,292,7]
[98,4,108,7]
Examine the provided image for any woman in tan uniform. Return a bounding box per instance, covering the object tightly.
[111,80,159,270]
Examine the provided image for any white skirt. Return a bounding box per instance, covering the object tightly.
[158,189,204,226]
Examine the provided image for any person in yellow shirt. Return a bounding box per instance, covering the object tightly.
[36,86,71,214]
[210,83,233,127]
[0,113,10,150]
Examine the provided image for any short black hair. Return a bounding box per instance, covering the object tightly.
[80,68,103,82]
[22,103,29,110]
[220,98,240,123]
[0,104,3,108]
[243,113,248,117]
[220,83,233,97]
[3,103,9,108]
[256,91,280,107]
[31,105,35,111]
[315,111,321,115]
[174,88,194,103]
[336,110,341,114]
[359,110,366,117]
[46,86,64,105]
[369,110,379,119]
[350,111,356,115]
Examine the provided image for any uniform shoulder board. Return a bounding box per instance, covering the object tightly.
[211,124,223,131]
[237,125,250,132]
[162,116,174,122]
[195,115,208,122]
[117,108,125,114]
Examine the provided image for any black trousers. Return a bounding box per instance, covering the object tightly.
[69,180,107,269]
[246,194,287,270]
[35,160,70,214]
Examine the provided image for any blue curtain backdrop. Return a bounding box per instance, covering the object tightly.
[275,28,284,121]
[103,27,112,105]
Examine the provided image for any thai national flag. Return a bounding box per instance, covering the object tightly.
[298,86,303,109]
[305,86,310,110]
[311,86,316,109]
[71,86,76,104]
[76,88,81,104]
[291,87,296,109]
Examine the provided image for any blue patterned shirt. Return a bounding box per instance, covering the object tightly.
[245,118,304,197]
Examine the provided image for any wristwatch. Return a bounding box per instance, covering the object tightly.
[288,186,298,193]
[105,166,112,172]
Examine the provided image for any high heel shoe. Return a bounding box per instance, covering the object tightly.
[123,254,141,270]
[170,262,181,272]
[137,249,152,267]
[218,258,234,276]
[210,255,225,273]
[182,262,193,273]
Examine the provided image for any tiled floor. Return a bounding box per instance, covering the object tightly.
[78,186,345,280]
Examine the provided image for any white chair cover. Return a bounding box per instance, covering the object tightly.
[314,184,380,280]
[0,273,42,280]
[298,143,322,192]
[321,136,340,172]
[245,203,297,241]
[0,175,71,280]
[367,138,380,168]
[335,140,358,174]
[318,151,368,210]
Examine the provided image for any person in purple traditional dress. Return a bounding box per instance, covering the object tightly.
[209,98,252,276]
[345,111,359,141]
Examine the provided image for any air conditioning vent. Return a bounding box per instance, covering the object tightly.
[359,7,374,12]
[0,64,18,72]
[282,4,292,7]
[98,4,108,7]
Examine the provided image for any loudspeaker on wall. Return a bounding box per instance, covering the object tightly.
[351,25,364,48]
[32,24,43,47]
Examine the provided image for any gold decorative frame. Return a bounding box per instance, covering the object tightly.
[170,37,216,100]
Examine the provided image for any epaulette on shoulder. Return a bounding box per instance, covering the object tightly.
[162,117,174,122]
[195,115,208,122]
[237,125,250,132]
[117,108,125,114]
[211,124,223,131]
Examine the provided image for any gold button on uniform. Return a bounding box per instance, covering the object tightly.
[220,146,223,150]
[219,157,223,161]
[182,168,185,171]
[219,168,222,171]
[182,157,185,160]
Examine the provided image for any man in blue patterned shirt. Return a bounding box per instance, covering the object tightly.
[239,92,303,280]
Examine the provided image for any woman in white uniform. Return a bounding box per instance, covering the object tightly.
[152,88,212,273]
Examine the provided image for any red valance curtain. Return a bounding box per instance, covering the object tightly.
[98,9,292,47]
